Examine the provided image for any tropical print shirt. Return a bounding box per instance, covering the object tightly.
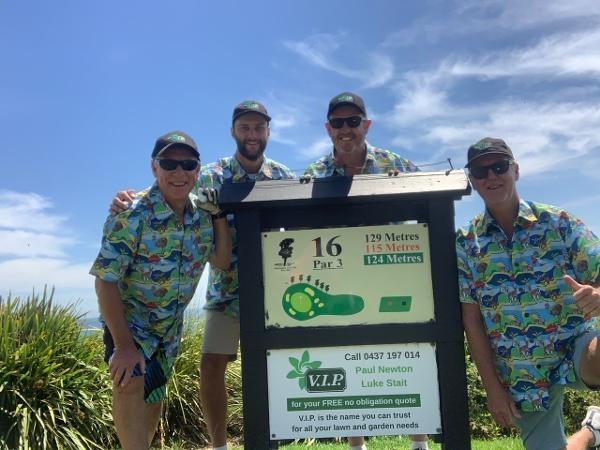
[199,155,295,317]
[456,200,600,411]
[90,183,213,370]
[303,142,418,177]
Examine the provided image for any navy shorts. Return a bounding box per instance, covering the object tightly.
[103,327,168,403]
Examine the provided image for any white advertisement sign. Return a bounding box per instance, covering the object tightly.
[266,343,441,439]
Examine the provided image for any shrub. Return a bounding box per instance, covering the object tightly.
[0,288,115,450]
[158,317,243,448]
[3,288,599,448]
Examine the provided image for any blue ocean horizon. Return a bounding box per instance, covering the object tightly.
[79,307,206,331]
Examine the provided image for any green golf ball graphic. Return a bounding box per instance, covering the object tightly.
[282,282,364,321]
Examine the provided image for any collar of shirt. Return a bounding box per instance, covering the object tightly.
[146,183,200,224]
[224,154,275,181]
[476,199,539,236]
[324,141,376,176]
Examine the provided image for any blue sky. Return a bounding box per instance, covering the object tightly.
[1,1,599,316]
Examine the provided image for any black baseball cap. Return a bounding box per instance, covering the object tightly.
[327,91,367,117]
[466,137,514,167]
[232,100,271,124]
[152,131,199,159]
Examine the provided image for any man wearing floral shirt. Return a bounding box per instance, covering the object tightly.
[457,137,600,450]
[198,101,295,450]
[92,131,231,450]
[109,103,295,450]
[304,92,428,450]
[303,92,417,179]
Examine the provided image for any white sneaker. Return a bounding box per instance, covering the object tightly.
[582,405,600,447]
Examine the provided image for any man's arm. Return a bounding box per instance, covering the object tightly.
[209,217,232,270]
[462,303,521,427]
[561,209,600,317]
[456,228,520,428]
[96,278,145,387]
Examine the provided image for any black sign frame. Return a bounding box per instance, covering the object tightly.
[220,171,472,450]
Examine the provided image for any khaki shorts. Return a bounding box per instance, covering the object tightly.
[202,309,240,359]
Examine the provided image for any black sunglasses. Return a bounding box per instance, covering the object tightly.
[155,159,199,171]
[328,116,363,129]
[469,159,514,179]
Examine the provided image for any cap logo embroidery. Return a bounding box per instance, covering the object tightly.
[337,95,353,102]
[242,101,259,109]
[168,134,186,142]
[473,140,492,150]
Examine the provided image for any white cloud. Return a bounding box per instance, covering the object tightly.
[0,190,67,232]
[0,190,213,316]
[0,190,77,258]
[283,34,394,88]
[466,0,600,30]
[410,99,600,174]
[449,29,600,78]
[383,14,600,173]
[0,257,211,316]
[0,257,97,313]
[560,195,600,211]
[0,258,92,291]
[0,190,90,309]
[388,70,453,125]
[0,230,75,258]
[283,33,342,73]
[269,116,298,146]
[297,137,332,160]
[382,0,600,47]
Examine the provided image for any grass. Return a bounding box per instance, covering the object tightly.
[154,436,525,449]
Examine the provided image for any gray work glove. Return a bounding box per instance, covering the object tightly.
[195,188,226,217]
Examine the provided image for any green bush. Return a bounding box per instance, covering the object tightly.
[0,288,115,450]
[158,318,244,448]
[2,288,599,448]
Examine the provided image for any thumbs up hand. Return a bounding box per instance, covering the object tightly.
[564,275,600,319]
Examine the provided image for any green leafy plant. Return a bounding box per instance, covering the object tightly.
[158,316,244,448]
[286,350,322,390]
[0,288,115,450]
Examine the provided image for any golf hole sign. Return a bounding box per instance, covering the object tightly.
[266,343,441,439]
[262,224,434,328]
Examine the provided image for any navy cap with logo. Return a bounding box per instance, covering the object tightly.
[232,100,271,125]
[152,131,199,159]
[327,91,367,118]
[465,137,514,167]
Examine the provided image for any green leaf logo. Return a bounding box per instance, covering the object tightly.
[473,139,492,150]
[286,350,322,391]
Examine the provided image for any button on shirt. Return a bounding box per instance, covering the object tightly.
[90,183,214,369]
[199,155,295,317]
[456,200,600,411]
[303,142,418,177]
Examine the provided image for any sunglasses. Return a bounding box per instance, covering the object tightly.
[155,159,199,171]
[328,116,363,129]
[469,159,514,179]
